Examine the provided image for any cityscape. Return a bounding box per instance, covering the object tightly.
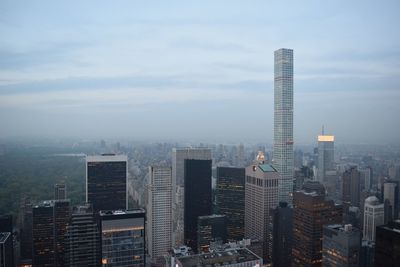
[1,1,400,267]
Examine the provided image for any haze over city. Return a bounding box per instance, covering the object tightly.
[1,0,399,143]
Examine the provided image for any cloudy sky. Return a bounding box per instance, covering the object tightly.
[0,0,399,144]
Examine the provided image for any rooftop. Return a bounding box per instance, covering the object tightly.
[258,164,277,172]
[176,248,261,267]
[86,154,127,162]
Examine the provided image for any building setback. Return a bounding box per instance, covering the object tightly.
[322,224,361,267]
[292,182,342,267]
[216,166,245,241]
[273,48,294,204]
[86,154,128,213]
[184,159,212,252]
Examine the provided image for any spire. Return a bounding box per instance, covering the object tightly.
[322,125,325,135]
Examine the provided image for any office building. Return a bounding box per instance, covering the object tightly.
[0,215,13,267]
[360,240,374,267]
[147,165,173,265]
[66,204,100,267]
[360,167,372,192]
[374,220,400,267]
[383,181,399,222]
[292,182,342,267]
[0,232,12,267]
[18,197,33,263]
[322,224,361,267]
[100,209,145,267]
[317,135,335,182]
[86,154,128,213]
[273,48,294,204]
[172,248,262,267]
[54,183,67,200]
[342,167,360,208]
[362,196,384,242]
[245,161,280,261]
[216,166,245,241]
[184,159,212,252]
[32,200,70,267]
[197,214,227,252]
[271,202,292,267]
[172,148,212,245]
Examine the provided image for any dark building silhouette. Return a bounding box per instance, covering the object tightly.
[360,240,374,267]
[184,159,212,252]
[215,166,245,241]
[86,154,128,213]
[197,214,227,252]
[0,215,12,233]
[19,197,33,264]
[271,202,292,267]
[342,167,361,208]
[100,209,145,267]
[0,215,13,267]
[292,182,342,267]
[54,183,67,200]
[66,204,100,267]
[32,200,70,267]
[0,232,13,267]
[374,221,400,267]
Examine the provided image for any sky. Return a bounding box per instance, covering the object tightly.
[0,0,399,144]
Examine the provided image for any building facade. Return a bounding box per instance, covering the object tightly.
[292,182,342,267]
[0,232,13,267]
[362,196,384,242]
[215,166,245,241]
[322,224,361,267]
[100,209,145,267]
[184,159,212,252]
[197,214,227,252]
[147,165,173,265]
[86,154,128,213]
[271,202,293,267]
[54,183,67,200]
[342,167,361,208]
[245,162,280,262]
[374,220,400,267]
[273,48,294,204]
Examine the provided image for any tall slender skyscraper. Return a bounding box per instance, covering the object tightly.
[273,48,294,203]
[147,165,173,265]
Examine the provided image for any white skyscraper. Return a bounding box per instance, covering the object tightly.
[171,148,212,246]
[147,165,173,265]
[273,48,294,203]
[363,196,384,242]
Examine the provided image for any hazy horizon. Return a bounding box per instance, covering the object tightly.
[1,1,399,144]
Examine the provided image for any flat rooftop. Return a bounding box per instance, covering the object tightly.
[176,248,261,267]
[86,154,127,162]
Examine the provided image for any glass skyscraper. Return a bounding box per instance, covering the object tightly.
[273,48,294,204]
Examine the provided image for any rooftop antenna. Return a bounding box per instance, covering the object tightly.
[322,125,325,135]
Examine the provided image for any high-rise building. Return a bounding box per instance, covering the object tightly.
[360,167,372,192]
[18,197,33,264]
[0,232,13,267]
[0,215,13,267]
[362,196,384,242]
[374,220,400,267]
[322,224,361,267]
[184,159,212,252]
[216,166,245,241]
[317,135,335,182]
[100,209,145,267]
[66,204,100,267]
[86,154,128,213]
[360,240,374,267]
[197,214,227,252]
[292,182,342,267]
[342,167,361,208]
[273,48,294,204]
[54,183,67,200]
[245,162,280,262]
[147,165,173,265]
[383,181,399,223]
[32,200,70,267]
[271,202,292,267]
[172,148,212,246]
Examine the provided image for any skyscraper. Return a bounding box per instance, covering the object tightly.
[0,232,13,267]
[100,209,145,267]
[86,154,128,213]
[184,159,212,252]
[66,204,100,267]
[273,48,294,204]
[271,202,293,267]
[215,166,245,241]
[317,135,335,181]
[363,196,384,242]
[292,182,342,267]
[383,181,399,222]
[322,224,361,267]
[342,166,361,208]
[244,162,280,262]
[172,148,212,246]
[54,183,67,200]
[147,165,173,265]
[374,220,400,267]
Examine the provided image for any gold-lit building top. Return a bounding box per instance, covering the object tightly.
[318,135,335,142]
